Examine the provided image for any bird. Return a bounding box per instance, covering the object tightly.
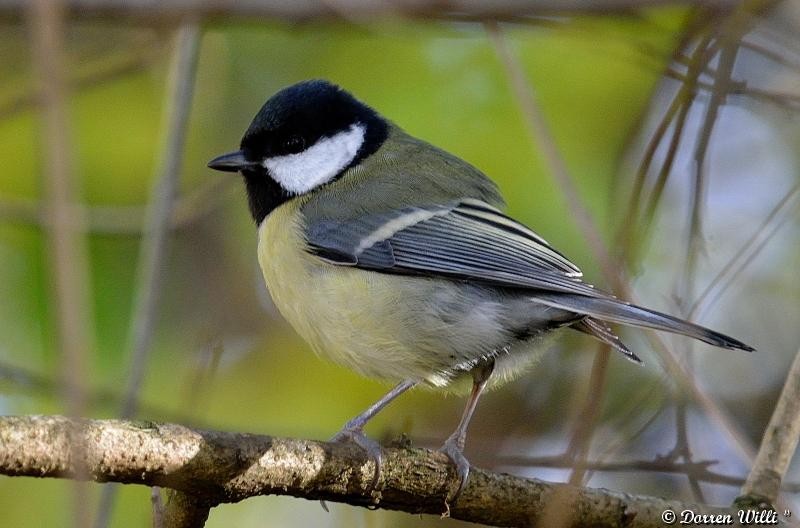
[208,79,754,501]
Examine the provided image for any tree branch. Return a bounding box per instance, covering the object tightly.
[162,491,211,528]
[28,0,93,524]
[0,415,778,527]
[0,0,739,22]
[738,346,800,507]
[95,20,201,528]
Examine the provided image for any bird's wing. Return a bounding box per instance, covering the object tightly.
[305,198,755,353]
[306,198,606,298]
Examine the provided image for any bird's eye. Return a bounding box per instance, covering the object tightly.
[283,135,306,154]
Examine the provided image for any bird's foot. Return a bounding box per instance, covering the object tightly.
[438,435,471,504]
[320,426,383,512]
[330,426,383,492]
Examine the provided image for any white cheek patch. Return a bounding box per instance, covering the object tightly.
[263,123,366,195]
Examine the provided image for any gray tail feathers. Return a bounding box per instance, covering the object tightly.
[573,318,643,364]
[536,293,755,353]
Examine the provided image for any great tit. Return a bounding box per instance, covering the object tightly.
[208,79,753,500]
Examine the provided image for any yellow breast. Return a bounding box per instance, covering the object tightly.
[257,200,424,381]
[256,199,549,390]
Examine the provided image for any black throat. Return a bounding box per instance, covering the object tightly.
[242,170,291,225]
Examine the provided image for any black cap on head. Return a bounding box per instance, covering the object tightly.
[241,79,387,160]
[208,80,389,224]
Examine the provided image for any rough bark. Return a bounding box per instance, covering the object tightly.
[0,415,775,528]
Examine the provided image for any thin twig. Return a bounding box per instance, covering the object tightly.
[613,5,718,253]
[28,0,93,526]
[671,396,707,502]
[740,38,800,74]
[0,359,203,424]
[619,81,685,261]
[487,25,628,496]
[689,182,800,320]
[664,68,800,111]
[0,0,743,22]
[637,37,720,259]
[0,46,154,121]
[668,26,737,503]
[670,9,782,505]
[738,346,800,506]
[119,20,200,418]
[94,20,201,528]
[151,487,165,528]
[496,452,800,493]
[420,433,800,492]
[162,491,210,528]
[566,345,610,486]
[488,18,760,476]
[605,22,715,494]
[0,177,236,234]
[486,21,619,284]
[687,29,741,281]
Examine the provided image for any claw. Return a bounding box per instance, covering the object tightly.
[320,427,383,511]
[439,436,471,504]
[318,380,418,512]
[330,427,383,491]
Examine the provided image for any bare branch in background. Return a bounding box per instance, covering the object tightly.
[0,177,236,234]
[119,18,201,421]
[486,20,619,283]
[740,38,800,73]
[0,415,780,528]
[28,0,94,525]
[606,4,797,506]
[495,452,800,492]
[487,23,626,498]
[0,0,740,23]
[664,68,800,111]
[0,46,155,121]
[669,15,744,505]
[151,487,165,528]
[685,10,749,283]
[94,20,201,528]
[565,345,610,486]
[486,14,769,494]
[690,182,800,320]
[488,15,752,490]
[0,359,203,424]
[670,4,778,505]
[622,33,718,264]
[162,491,210,528]
[425,432,800,491]
[738,346,800,506]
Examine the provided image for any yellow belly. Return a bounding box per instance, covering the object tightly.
[257,199,552,389]
[258,200,436,382]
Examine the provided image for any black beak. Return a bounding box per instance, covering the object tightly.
[207,150,260,172]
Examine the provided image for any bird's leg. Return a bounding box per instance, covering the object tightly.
[439,359,495,503]
[329,379,417,492]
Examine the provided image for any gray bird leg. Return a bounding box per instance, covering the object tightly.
[439,360,495,503]
[329,379,417,492]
